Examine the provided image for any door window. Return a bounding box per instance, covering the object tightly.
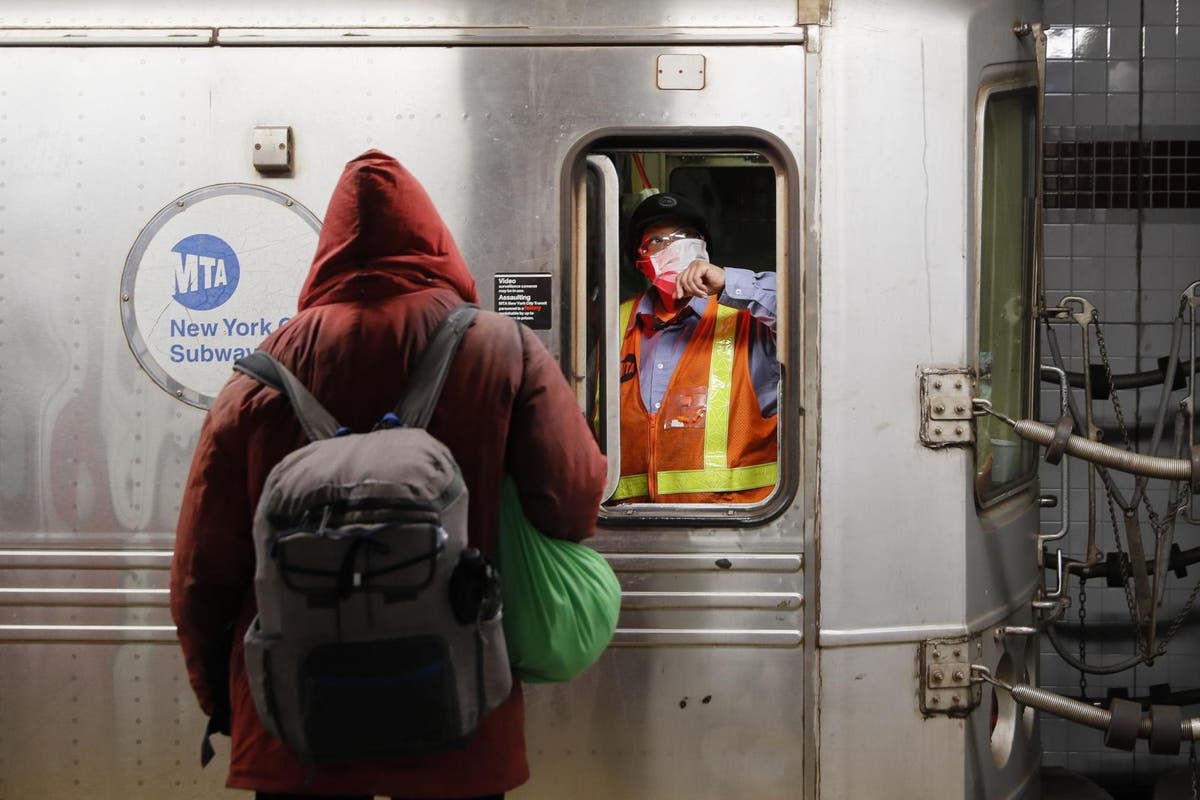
[575,144,790,520]
[975,88,1039,504]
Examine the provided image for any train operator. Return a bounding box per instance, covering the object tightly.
[608,191,779,504]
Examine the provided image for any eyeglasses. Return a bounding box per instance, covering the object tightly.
[637,229,702,256]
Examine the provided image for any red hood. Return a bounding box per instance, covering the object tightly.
[298,150,479,310]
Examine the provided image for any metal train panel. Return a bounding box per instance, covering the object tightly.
[0,39,812,800]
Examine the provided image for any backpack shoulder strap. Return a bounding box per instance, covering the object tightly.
[393,304,481,429]
[233,352,341,442]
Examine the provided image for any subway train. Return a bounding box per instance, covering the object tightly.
[2,1,1197,798]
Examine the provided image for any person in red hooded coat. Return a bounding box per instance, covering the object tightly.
[170,150,607,800]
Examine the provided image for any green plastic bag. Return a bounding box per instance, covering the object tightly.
[496,475,620,683]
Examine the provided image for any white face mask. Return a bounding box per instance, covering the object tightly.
[647,237,709,278]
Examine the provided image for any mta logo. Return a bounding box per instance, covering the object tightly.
[170,234,240,311]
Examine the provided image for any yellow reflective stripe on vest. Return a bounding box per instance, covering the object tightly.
[703,305,738,470]
[613,472,649,502]
[656,462,778,495]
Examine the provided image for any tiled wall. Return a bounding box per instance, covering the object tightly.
[1040,0,1200,793]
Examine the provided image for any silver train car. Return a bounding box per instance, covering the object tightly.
[0,1,1069,797]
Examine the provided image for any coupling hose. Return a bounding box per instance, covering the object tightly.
[1009,683,1110,730]
[1009,683,1197,745]
[1011,419,1195,485]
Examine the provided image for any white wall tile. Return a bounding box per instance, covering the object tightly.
[1047,93,1076,125]
[1048,27,1077,58]
[1047,223,1075,256]
[1178,61,1200,91]
[1046,0,1076,25]
[1109,0,1143,25]
[1075,59,1110,92]
[1046,256,1076,291]
[1172,256,1200,287]
[1107,59,1140,92]
[1107,92,1140,123]
[1145,25,1178,58]
[1075,0,1109,25]
[1143,91,1176,123]
[1074,256,1108,289]
[1176,91,1200,122]
[1109,25,1142,59]
[1173,224,1200,256]
[1141,289,1184,317]
[1105,256,1137,288]
[1142,224,1174,256]
[1178,24,1200,57]
[1105,224,1139,256]
[1048,60,1076,93]
[1075,224,1113,256]
[1075,93,1110,124]
[1075,25,1111,58]
[1141,256,1179,289]
[1146,0,1182,25]
[1144,58,1177,91]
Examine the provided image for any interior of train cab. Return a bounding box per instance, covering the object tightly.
[578,147,785,516]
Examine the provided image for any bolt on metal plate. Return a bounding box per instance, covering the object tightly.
[919,635,982,716]
[919,368,975,448]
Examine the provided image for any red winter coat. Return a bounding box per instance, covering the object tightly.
[170,150,607,797]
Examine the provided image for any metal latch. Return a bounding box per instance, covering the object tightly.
[252,125,294,174]
[919,635,982,716]
[919,368,975,447]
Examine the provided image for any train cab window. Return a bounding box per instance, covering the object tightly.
[975,88,1039,504]
[574,147,786,520]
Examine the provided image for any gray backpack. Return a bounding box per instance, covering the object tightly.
[232,304,511,763]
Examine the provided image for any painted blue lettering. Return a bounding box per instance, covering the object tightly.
[174,254,199,294]
[173,342,257,363]
[222,317,273,337]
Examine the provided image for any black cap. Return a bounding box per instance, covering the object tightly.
[626,192,709,259]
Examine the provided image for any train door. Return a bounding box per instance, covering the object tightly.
[547,134,808,798]
[0,35,815,800]
[968,76,1044,797]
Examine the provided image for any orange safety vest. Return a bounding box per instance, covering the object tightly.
[614,296,778,504]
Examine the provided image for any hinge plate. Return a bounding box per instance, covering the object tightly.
[919,635,983,716]
[919,368,975,448]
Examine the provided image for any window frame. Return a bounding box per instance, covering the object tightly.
[971,80,1041,508]
[564,128,801,526]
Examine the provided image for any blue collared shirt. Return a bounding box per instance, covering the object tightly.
[632,268,778,417]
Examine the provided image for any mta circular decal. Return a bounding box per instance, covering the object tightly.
[120,184,321,408]
[170,234,241,311]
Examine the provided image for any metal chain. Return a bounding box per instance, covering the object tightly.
[1103,487,1148,655]
[1077,578,1089,699]
[1091,311,1200,659]
[1093,312,1131,445]
[1157,561,1200,656]
[1094,311,1173,536]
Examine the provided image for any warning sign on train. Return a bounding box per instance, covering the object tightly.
[495,273,552,329]
[120,184,321,409]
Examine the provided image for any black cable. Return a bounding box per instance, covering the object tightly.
[1045,622,1154,675]
[1038,357,1199,398]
